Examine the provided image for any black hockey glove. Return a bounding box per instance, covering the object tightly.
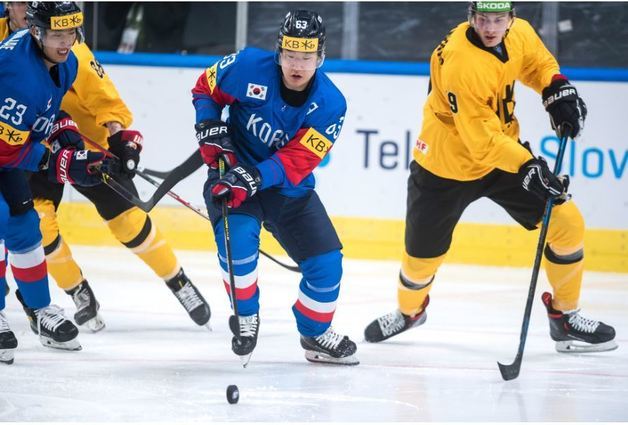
[48,111,84,152]
[542,78,587,138]
[46,147,107,187]
[107,130,143,178]
[210,164,261,208]
[196,119,238,170]
[519,157,570,204]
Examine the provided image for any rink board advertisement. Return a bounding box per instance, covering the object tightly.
[62,64,627,271]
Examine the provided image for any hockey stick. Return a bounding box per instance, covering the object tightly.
[98,149,203,212]
[83,137,301,273]
[219,158,240,340]
[497,124,572,381]
[135,168,302,273]
[82,136,203,212]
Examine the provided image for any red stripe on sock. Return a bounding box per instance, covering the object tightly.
[223,280,257,301]
[11,261,47,282]
[294,300,335,323]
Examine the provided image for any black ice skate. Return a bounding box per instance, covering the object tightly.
[165,269,211,328]
[300,327,359,365]
[364,295,430,343]
[16,290,81,351]
[66,280,105,332]
[542,292,617,353]
[0,311,18,365]
[229,313,259,367]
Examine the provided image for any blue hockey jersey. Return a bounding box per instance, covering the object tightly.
[0,29,78,171]
[192,47,346,197]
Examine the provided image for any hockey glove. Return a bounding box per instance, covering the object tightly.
[210,164,261,208]
[48,111,84,152]
[46,147,106,187]
[107,129,143,178]
[542,77,587,138]
[196,119,237,170]
[519,157,570,204]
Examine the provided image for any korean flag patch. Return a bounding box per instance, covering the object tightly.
[246,83,268,100]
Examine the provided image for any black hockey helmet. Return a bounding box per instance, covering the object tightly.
[277,10,326,58]
[27,1,84,43]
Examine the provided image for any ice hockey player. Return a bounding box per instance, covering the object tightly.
[364,1,616,354]
[191,10,358,366]
[1,2,211,332]
[0,1,26,39]
[0,1,105,362]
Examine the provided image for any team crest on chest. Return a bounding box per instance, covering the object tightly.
[246,83,268,100]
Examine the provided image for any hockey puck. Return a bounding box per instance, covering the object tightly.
[226,384,239,404]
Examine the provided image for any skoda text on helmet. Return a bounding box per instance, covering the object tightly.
[468,1,515,21]
[26,1,85,45]
[470,1,514,14]
[276,10,326,69]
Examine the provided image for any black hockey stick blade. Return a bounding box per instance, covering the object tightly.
[101,149,203,212]
[497,353,522,381]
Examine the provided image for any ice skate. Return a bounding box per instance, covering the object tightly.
[16,290,81,351]
[364,295,429,343]
[166,269,211,328]
[542,292,617,353]
[229,313,259,367]
[300,327,359,365]
[66,280,105,332]
[0,311,18,365]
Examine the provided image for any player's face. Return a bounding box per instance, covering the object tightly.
[40,28,77,63]
[7,2,28,31]
[472,12,512,47]
[279,50,318,91]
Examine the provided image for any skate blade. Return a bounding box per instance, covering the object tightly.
[40,336,82,351]
[239,353,253,368]
[82,315,106,333]
[556,339,618,353]
[0,348,16,365]
[304,350,360,366]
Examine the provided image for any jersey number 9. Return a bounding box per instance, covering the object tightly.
[447,92,458,113]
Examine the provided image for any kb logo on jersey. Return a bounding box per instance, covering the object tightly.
[300,128,332,159]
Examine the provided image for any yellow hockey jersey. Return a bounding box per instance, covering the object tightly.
[0,17,9,40]
[61,42,132,150]
[1,17,132,149]
[416,18,560,181]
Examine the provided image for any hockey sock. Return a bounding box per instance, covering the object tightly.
[45,236,84,290]
[398,252,445,316]
[7,209,50,309]
[36,198,83,290]
[214,214,260,316]
[107,208,180,280]
[544,202,585,311]
[292,250,342,337]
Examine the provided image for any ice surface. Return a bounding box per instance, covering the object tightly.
[1,246,626,421]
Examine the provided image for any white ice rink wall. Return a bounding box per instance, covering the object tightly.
[60,57,628,272]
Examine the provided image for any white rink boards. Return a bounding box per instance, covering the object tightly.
[1,246,626,422]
